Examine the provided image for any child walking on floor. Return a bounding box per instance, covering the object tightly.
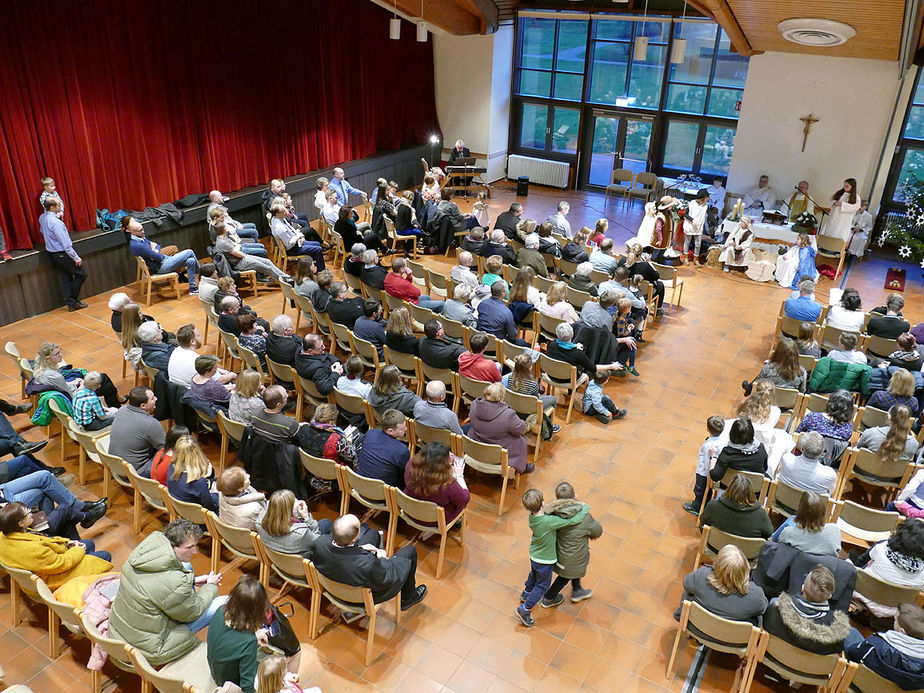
[683,415,725,516]
[540,482,602,607]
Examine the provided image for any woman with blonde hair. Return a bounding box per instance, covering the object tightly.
[736,379,780,430]
[368,365,420,417]
[255,489,330,556]
[34,342,122,406]
[858,404,918,463]
[680,544,767,623]
[166,435,218,512]
[510,265,543,307]
[120,303,144,351]
[229,369,265,424]
[385,306,420,355]
[867,369,920,416]
[540,281,578,323]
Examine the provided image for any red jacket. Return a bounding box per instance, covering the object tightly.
[458,352,501,382]
[384,272,421,304]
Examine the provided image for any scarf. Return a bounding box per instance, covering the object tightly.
[791,594,830,620]
[887,545,924,574]
[554,339,577,351]
[725,440,760,454]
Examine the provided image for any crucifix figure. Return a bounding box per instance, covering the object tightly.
[799,114,819,152]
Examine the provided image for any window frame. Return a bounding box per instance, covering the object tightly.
[882,71,924,212]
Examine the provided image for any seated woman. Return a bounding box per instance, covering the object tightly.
[217,467,267,531]
[851,520,924,621]
[680,545,768,624]
[395,191,423,238]
[710,417,769,482]
[795,388,854,441]
[510,265,544,308]
[151,425,189,485]
[110,291,175,343]
[796,321,822,358]
[368,365,420,418]
[166,435,218,513]
[0,501,112,588]
[189,355,233,409]
[540,281,578,323]
[335,204,382,252]
[825,287,865,332]
[236,314,267,369]
[385,306,420,355]
[699,473,773,538]
[858,404,919,463]
[119,302,144,370]
[773,491,841,556]
[743,338,807,394]
[469,382,533,475]
[404,441,470,525]
[867,369,920,417]
[72,371,117,431]
[229,369,265,425]
[33,342,122,407]
[214,222,290,282]
[618,244,665,314]
[442,284,478,328]
[887,333,924,371]
[297,403,357,467]
[292,257,320,301]
[255,489,331,556]
[207,575,300,693]
[371,183,398,240]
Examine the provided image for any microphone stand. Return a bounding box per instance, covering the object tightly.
[797,187,828,226]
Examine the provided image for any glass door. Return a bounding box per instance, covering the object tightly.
[582,111,653,188]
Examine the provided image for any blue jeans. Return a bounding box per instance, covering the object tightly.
[522,560,555,611]
[4,455,43,481]
[844,627,864,650]
[237,225,259,240]
[241,243,267,257]
[1,470,80,514]
[418,296,444,313]
[187,594,229,633]
[288,241,325,270]
[159,249,199,290]
[79,539,112,563]
[771,515,795,541]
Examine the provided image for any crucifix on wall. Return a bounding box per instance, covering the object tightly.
[799,114,819,152]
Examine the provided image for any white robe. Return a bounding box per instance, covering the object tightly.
[848,209,873,256]
[706,185,726,212]
[630,202,657,248]
[743,184,780,210]
[719,223,754,267]
[687,200,708,236]
[824,194,861,241]
[775,236,818,289]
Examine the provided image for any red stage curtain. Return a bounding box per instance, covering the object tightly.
[0,0,440,248]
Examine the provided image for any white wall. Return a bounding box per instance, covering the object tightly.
[432,26,513,182]
[728,52,901,208]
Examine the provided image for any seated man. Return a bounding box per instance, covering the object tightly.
[320,189,342,228]
[311,514,427,612]
[109,386,166,476]
[579,290,617,331]
[480,229,517,266]
[217,296,244,336]
[355,410,410,487]
[353,299,387,360]
[262,179,312,232]
[109,518,225,666]
[784,279,823,322]
[828,332,867,365]
[868,294,911,339]
[251,386,299,444]
[763,564,850,655]
[494,202,522,239]
[206,203,264,256]
[461,226,486,255]
[168,324,235,388]
[344,243,366,278]
[419,319,467,370]
[413,381,464,435]
[294,334,343,397]
[213,222,289,282]
[598,267,633,307]
[360,249,388,290]
[589,238,619,274]
[561,231,590,264]
[778,431,837,495]
[845,601,924,690]
[384,257,444,313]
[327,282,365,329]
[123,216,199,295]
[458,331,501,383]
[265,315,303,368]
[451,250,481,291]
[477,281,528,346]
[567,261,599,297]
[546,201,572,238]
[138,321,175,372]
[517,234,549,278]
[269,202,325,270]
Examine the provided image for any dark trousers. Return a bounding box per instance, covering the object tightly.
[522,560,554,610]
[95,373,121,408]
[692,473,709,509]
[83,417,113,431]
[79,538,112,562]
[49,251,87,306]
[395,545,420,605]
[46,501,84,540]
[0,412,24,456]
[544,575,583,600]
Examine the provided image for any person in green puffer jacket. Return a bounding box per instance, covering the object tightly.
[808,355,871,395]
[109,519,225,665]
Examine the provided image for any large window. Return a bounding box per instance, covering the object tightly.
[888,77,924,204]
[589,19,669,109]
[517,17,588,102]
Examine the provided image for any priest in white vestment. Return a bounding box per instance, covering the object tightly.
[742,174,780,211]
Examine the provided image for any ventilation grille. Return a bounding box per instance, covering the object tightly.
[778,18,856,47]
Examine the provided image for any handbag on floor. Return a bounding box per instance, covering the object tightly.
[265,602,300,657]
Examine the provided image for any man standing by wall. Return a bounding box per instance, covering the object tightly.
[39,196,87,311]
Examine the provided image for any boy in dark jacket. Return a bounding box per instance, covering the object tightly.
[763,565,850,655]
[540,482,602,607]
[846,601,924,689]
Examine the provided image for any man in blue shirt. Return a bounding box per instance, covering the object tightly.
[476,281,528,346]
[352,299,387,360]
[784,278,823,321]
[355,410,410,487]
[123,216,200,294]
[329,167,367,206]
[39,196,87,311]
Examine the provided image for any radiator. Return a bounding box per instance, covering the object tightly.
[507,154,569,189]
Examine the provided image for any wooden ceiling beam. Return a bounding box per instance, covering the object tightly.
[391,0,485,35]
[686,0,761,56]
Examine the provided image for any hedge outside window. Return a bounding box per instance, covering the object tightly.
[517,17,587,102]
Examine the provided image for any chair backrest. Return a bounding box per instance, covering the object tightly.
[834,500,901,537]
[565,285,592,310]
[458,373,492,403]
[421,362,457,390]
[351,333,382,364]
[534,274,555,294]
[98,450,133,488]
[2,561,40,598]
[216,410,247,445]
[48,398,78,439]
[19,357,34,382]
[296,372,330,406]
[298,448,340,481]
[218,329,241,358]
[504,387,543,420]
[684,600,756,650]
[538,313,566,340]
[716,468,766,499]
[292,293,314,322]
[407,259,428,285]
[427,269,448,291]
[343,269,364,295]
[850,447,914,485]
[262,543,310,586]
[772,386,802,412]
[384,347,420,378]
[865,335,899,360]
[539,353,576,387]
[589,268,609,285]
[384,292,405,313]
[780,315,810,339]
[801,392,830,418]
[342,466,390,508]
[558,258,579,276]
[313,565,371,611]
[79,611,136,670]
[329,321,352,351]
[856,405,890,432]
[820,324,851,351]
[332,387,367,417]
[439,315,467,342]
[634,171,658,188]
[68,419,106,462]
[702,525,766,561]
[237,345,266,379]
[761,631,845,682]
[136,255,153,280]
[844,660,918,693]
[125,645,187,693]
[203,510,259,559]
[769,479,829,517]
[265,356,294,386]
[123,461,168,511]
[816,235,846,254]
[393,486,442,526]
[4,340,21,362]
[611,168,634,185]
[32,574,83,632]
[409,420,455,451]
[651,261,678,283]
[408,301,435,328]
[167,491,208,525]
[460,434,509,476]
[279,279,297,305]
[854,568,922,607]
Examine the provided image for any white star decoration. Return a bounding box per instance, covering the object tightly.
[919,258,924,269]
[899,244,912,258]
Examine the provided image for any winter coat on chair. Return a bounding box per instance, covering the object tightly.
[468,397,528,473]
[237,426,309,500]
[808,356,871,395]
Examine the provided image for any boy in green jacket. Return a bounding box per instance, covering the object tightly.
[515,488,589,627]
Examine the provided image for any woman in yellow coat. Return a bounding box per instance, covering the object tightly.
[0,502,112,588]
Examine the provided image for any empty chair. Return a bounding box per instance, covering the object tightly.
[136,256,181,305]
[122,461,169,534]
[627,171,658,206]
[832,500,901,548]
[605,168,634,207]
[651,261,683,313]
[460,434,517,517]
[202,511,264,581]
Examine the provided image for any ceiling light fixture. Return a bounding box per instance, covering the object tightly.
[633,0,649,61]
[389,0,401,40]
[416,0,427,42]
[670,1,687,64]
[778,18,856,47]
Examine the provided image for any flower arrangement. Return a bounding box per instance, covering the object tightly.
[793,211,818,235]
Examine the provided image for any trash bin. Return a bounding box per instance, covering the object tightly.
[516,176,529,197]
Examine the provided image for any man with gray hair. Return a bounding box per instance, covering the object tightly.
[327,282,365,328]
[517,233,549,278]
[442,284,478,327]
[360,249,388,290]
[412,381,464,434]
[344,243,366,278]
[546,201,572,238]
[480,228,517,265]
[567,261,599,297]
[295,333,343,395]
[265,314,302,368]
[783,278,823,321]
[207,190,259,241]
[451,250,480,290]
[138,321,175,371]
[778,430,837,495]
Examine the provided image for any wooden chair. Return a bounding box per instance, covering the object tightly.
[460,434,517,517]
[538,313,566,343]
[504,387,552,463]
[292,294,317,334]
[701,468,769,515]
[835,447,917,501]
[651,262,684,313]
[328,320,352,357]
[854,568,923,611]
[407,420,457,453]
[820,324,854,353]
[438,315,468,344]
[125,644,200,693]
[626,171,658,206]
[420,363,459,404]
[539,353,588,423]
[32,574,84,658]
[331,387,369,425]
[751,630,850,691]
[853,405,890,434]
[251,532,316,602]
[217,329,242,371]
[383,291,406,315]
[383,348,423,395]
[122,461,169,534]
[294,370,333,421]
[836,659,924,692]
[96,448,135,500]
[390,487,465,579]
[589,268,609,285]
[816,234,848,281]
[238,344,267,383]
[864,335,899,363]
[343,268,364,296]
[666,600,760,693]
[772,387,804,433]
[4,341,27,399]
[832,500,902,548]
[384,217,418,258]
[278,277,298,316]
[565,285,593,311]
[135,256,181,306]
[298,448,342,492]
[309,560,400,666]
[263,356,293,389]
[557,258,579,278]
[426,268,448,298]
[1,560,41,626]
[162,490,209,530]
[766,479,832,519]
[199,297,219,346]
[216,410,246,473]
[692,525,766,570]
[47,398,81,466]
[272,236,300,273]
[338,466,397,552]
[350,332,385,382]
[454,373,493,415]
[407,301,436,329]
[775,314,817,342]
[605,168,634,207]
[795,392,831,423]
[79,610,140,693]
[329,229,346,269]
[202,511,264,580]
[308,300,332,342]
[68,419,109,486]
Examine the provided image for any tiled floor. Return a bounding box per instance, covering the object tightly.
[1,182,921,692]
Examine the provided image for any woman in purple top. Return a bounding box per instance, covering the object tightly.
[189,355,232,408]
[403,442,470,524]
[795,389,854,441]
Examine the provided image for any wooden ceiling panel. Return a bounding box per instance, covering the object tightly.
[726,0,905,60]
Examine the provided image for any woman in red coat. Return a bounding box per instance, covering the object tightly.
[468,382,533,474]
